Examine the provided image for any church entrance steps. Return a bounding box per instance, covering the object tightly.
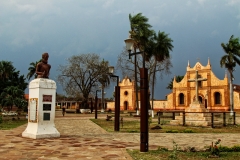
[170,112,223,127]
[157,110,236,128]
[170,118,221,126]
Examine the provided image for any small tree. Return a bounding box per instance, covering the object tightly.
[27,60,41,80]
[0,86,25,112]
[0,61,27,112]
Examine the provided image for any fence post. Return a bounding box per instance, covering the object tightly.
[211,112,214,128]
[158,112,160,125]
[182,112,185,126]
[234,112,236,125]
[223,112,226,126]
[173,112,175,120]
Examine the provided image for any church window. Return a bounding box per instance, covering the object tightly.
[124,91,128,95]
[214,92,221,104]
[179,93,184,104]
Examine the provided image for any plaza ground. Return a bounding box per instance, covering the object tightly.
[1,111,240,159]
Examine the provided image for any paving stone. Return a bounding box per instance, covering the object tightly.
[0,112,240,159]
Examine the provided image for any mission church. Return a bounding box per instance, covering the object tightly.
[107,58,240,112]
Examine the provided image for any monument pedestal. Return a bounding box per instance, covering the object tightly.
[22,78,60,139]
[170,101,212,126]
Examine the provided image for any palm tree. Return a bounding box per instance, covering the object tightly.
[27,60,41,80]
[147,31,173,116]
[166,75,184,90]
[129,13,154,114]
[220,35,240,114]
[0,61,14,81]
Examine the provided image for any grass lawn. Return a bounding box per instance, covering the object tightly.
[127,149,240,160]
[91,116,240,159]
[90,117,240,133]
[0,114,28,130]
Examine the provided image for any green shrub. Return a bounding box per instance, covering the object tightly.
[148,117,152,124]
[160,119,169,125]
[166,130,178,133]
[169,141,180,160]
[219,146,232,152]
[183,129,194,133]
[232,145,240,152]
[0,116,2,124]
[218,145,240,152]
[157,147,168,151]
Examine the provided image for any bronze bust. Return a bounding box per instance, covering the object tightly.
[36,53,51,78]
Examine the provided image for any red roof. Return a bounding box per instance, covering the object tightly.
[24,94,29,100]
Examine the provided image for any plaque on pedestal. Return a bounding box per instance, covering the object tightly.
[43,113,50,121]
[43,104,51,111]
[29,98,38,123]
[43,95,52,102]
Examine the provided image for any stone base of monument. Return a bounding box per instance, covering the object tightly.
[22,78,60,139]
[170,101,213,127]
[22,124,60,139]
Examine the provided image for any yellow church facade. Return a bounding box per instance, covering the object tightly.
[169,59,230,111]
[107,59,240,112]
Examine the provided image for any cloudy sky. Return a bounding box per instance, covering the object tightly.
[1,0,240,99]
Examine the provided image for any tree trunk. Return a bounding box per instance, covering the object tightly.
[101,85,105,112]
[134,49,139,115]
[230,74,234,116]
[151,61,157,118]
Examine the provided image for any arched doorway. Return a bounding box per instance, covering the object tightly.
[179,93,184,105]
[214,92,221,104]
[124,101,128,110]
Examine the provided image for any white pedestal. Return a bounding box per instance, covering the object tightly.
[22,78,60,139]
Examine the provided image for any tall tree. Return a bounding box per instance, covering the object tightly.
[57,53,110,109]
[220,35,240,114]
[27,60,41,80]
[97,59,110,111]
[147,31,174,114]
[128,13,154,113]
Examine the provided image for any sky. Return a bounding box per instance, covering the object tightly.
[1,0,240,99]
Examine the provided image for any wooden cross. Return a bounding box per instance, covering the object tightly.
[188,70,207,102]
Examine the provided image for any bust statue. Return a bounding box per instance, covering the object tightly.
[36,53,51,78]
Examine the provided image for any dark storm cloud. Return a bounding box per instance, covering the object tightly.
[0,0,240,98]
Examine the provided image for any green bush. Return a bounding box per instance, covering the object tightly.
[158,147,168,151]
[166,130,178,133]
[219,146,232,152]
[219,145,240,152]
[183,129,194,133]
